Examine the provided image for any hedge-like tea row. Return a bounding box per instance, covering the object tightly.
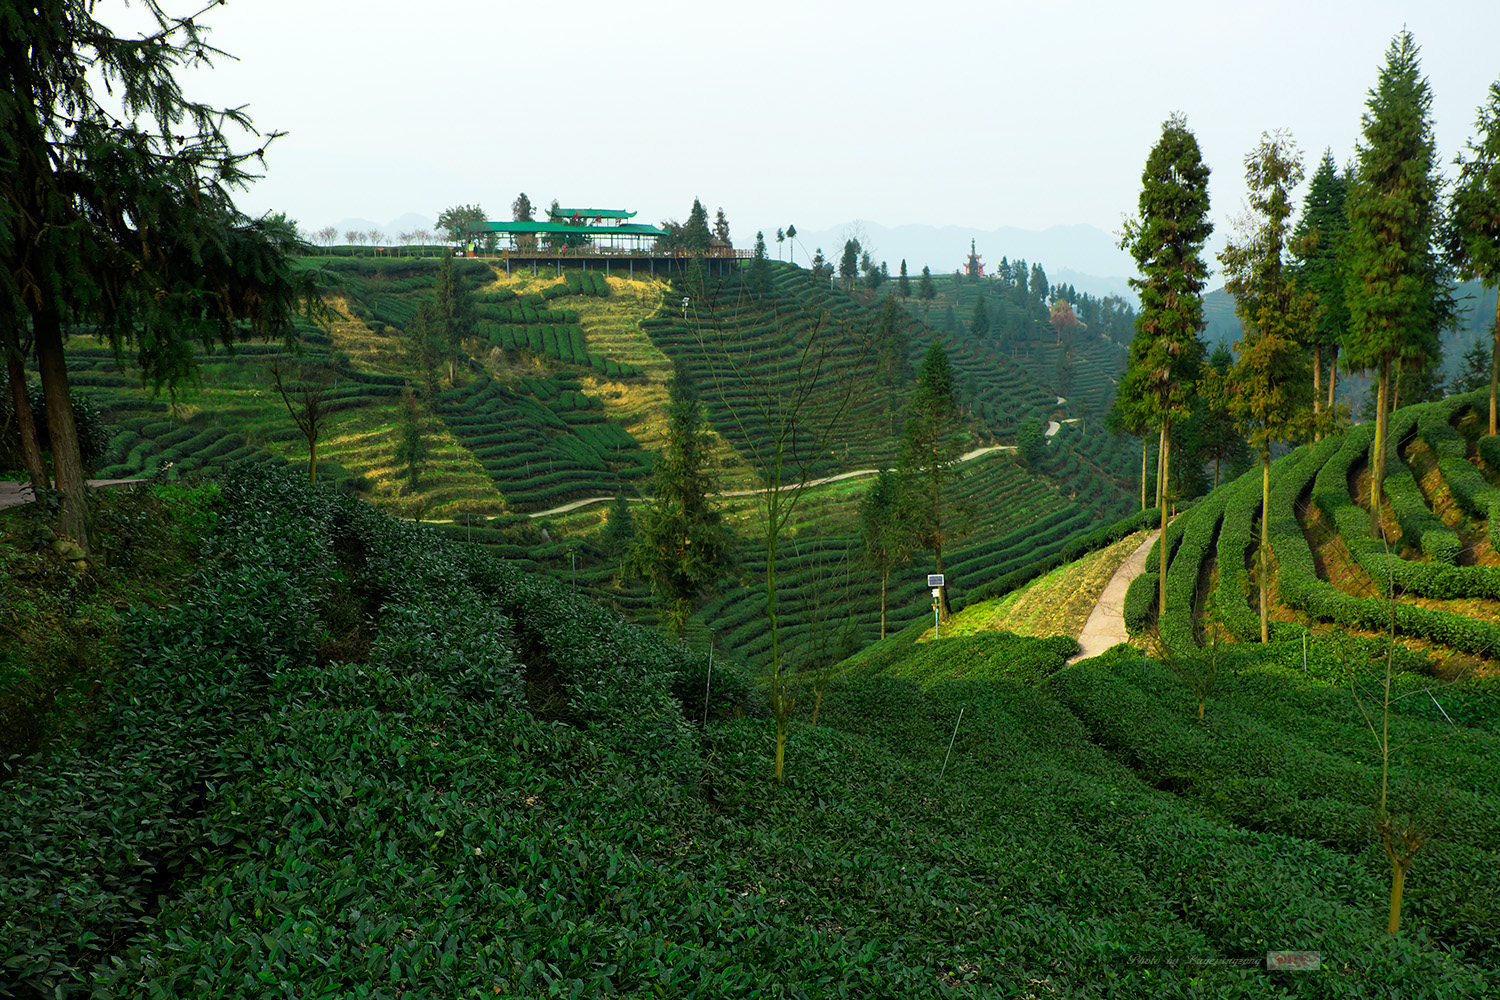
[1382,406,1459,563]
[1210,462,1284,642]
[1157,485,1229,653]
[1277,427,1500,654]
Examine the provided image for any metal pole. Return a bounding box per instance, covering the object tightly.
[939,708,964,780]
[701,640,714,728]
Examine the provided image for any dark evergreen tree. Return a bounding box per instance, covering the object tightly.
[394,384,427,490]
[713,207,731,246]
[602,491,636,556]
[897,342,970,621]
[1343,31,1452,539]
[1029,262,1049,305]
[0,0,323,545]
[749,231,771,293]
[630,361,729,634]
[859,469,905,639]
[898,259,911,299]
[840,240,860,292]
[970,295,991,338]
[1451,341,1492,396]
[1119,112,1213,617]
[919,265,936,319]
[1291,149,1351,435]
[434,253,476,384]
[1446,76,1500,432]
[1016,416,1046,469]
[684,198,712,253]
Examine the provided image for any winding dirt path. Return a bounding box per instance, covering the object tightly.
[1067,529,1160,664]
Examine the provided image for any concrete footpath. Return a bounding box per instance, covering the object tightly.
[1067,529,1160,665]
[0,479,143,511]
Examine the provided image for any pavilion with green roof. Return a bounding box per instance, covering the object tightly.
[463,205,744,277]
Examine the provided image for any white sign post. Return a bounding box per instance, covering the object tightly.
[928,574,945,637]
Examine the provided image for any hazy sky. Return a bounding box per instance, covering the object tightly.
[104,0,1499,272]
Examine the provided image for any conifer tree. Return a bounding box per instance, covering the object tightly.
[919,266,936,319]
[713,207,731,246]
[630,361,729,634]
[1343,31,1450,539]
[1119,112,1212,619]
[0,0,323,548]
[1291,149,1352,433]
[684,199,712,253]
[840,240,860,292]
[749,231,771,292]
[970,295,991,338]
[1446,76,1500,433]
[859,469,905,639]
[898,260,911,300]
[1218,131,1316,642]
[434,254,476,384]
[897,342,970,621]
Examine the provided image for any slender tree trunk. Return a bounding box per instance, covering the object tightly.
[935,546,950,623]
[1371,360,1390,540]
[33,307,87,550]
[1313,344,1323,441]
[1158,423,1171,621]
[4,332,50,493]
[1490,300,1499,436]
[1155,428,1168,510]
[1328,349,1338,413]
[1260,455,1271,643]
[879,568,888,639]
[1140,438,1151,511]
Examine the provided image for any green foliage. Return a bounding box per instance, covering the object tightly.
[0,382,110,473]
[1118,113,1213,440]
[1016,416,1046,468]
[630,362,730,633]
[3,464,1498,996]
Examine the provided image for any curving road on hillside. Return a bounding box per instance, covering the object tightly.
[525,444,1017,519]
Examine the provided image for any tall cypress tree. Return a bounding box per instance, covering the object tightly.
[898,259,911,300]
[1291,149,1351,433]
[970,295,991,338]
[1218,130,1316,642]
[629,361,729,634]
[1343,31,1450,539]
[1118,112,1212,620]
[1446,77,1500,434]
[684,199,712,253]
[896,342,969,622]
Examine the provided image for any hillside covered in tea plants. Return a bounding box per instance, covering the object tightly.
[44,254,1144,667]
[1,465,1495,998]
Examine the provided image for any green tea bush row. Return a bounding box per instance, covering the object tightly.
[1417,393,1480,460]
[1280,440,1500,654]
[1315,432,1500,600]
[1383,407,1459,563]
[1211,462,1284,642]
[1157,487,1228,652]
